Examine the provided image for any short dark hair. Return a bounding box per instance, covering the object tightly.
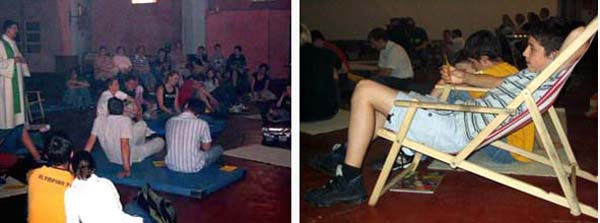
[367,28,388,41]
[108,97,124,115]
[3,20,17,34]
[99,45,107,51]
[71,150,96,180]
[44,132,73,166]
[527,17,569,56]
[125,74,138,82]
[452,29,462,38]
[105,77,119,89]
[311,30,325,41]
[259,63,270,71]
[186,98,206,115]
[215,44,221,48]
[234,45,242,51]
[464,30,503,60]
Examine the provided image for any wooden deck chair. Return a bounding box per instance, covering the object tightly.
[369,17,598,218]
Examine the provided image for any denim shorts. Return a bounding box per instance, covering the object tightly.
[383,91,470,155]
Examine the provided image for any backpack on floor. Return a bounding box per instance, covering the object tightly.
[136,184,177,223]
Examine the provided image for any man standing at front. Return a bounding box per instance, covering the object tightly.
[0,20,42,163]
[368,27,415,91]
[0,20,28,129]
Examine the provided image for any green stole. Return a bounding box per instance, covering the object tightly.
[0,38,21,114]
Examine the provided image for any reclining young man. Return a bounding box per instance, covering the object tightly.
[305,17,579,207]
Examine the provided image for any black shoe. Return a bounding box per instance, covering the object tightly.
[371,151,414,171]
[304,174,367,207]
[308,144,346,176]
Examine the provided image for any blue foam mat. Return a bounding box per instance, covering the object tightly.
[92,149,245,198]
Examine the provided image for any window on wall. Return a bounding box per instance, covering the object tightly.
[132,0,157,4]
[25,21,41,54]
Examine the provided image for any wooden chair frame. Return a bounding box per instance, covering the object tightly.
[368,17,598,218]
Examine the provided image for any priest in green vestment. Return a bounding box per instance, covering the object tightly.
[0,20,30,129]
[0,20,41,162]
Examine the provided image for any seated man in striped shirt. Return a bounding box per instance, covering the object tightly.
[165,98,223,173]
[305,17,575,207]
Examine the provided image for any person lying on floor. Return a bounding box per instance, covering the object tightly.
[84,98,165,178]
[165,98,223,173]
[65,150,143,223]
[305,17,576,207]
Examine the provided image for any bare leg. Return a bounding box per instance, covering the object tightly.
[345,80,399,168]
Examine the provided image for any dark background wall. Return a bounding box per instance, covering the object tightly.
[91,0,182,55]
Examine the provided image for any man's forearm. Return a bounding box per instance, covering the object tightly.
[464,73,503,88]
[121,141,131,171]
[377,68,392,77]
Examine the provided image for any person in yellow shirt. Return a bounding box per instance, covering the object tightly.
[433,30,534,163]
[27,132,74,223]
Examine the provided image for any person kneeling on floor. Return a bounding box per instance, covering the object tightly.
[165,98,223,173]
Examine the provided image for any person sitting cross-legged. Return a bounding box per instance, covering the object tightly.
[305,17,574,207]
[84,98,165,178]
[165,98,223,173]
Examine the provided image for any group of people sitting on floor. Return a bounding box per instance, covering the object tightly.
[27,133,144,222]
[3,42,292,222]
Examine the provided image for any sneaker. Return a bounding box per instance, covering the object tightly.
[370,151,414,171]
[308,144,346,176]
[304,169,367,207]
